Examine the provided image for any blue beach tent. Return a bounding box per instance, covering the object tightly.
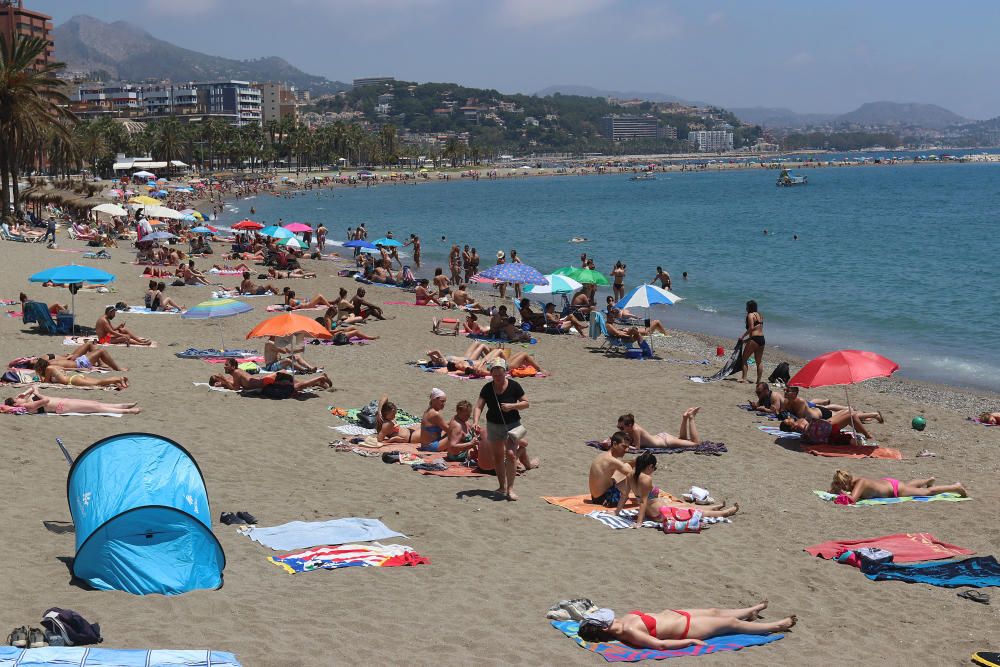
[66,433,225,595]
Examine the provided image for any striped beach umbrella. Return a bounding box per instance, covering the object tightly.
[524,274,582,295]
[278,236,304,249]
[615,284,683,310]
[182,298,254,352]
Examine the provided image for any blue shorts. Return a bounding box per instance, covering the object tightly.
[420,440,443,452]
[592,485,622,508]
[264,361,285,372]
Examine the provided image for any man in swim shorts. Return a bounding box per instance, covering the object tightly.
[782,386,866,421]
[588,431,634,513]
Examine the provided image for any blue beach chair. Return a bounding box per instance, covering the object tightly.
[23,300,73,335]
[589,311,631,353]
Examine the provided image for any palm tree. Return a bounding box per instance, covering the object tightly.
[0,34,76,213]
[152,116,184,164]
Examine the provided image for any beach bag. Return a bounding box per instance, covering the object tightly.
[40,608,102,646]
[358,400,379,429]
[332,332,350,346]
[661,508,702,533]
[507,424,527,440]
[261,373,295,399]
[769,362,790,385]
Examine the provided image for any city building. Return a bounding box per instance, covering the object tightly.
[256,82,297,124]
[0,0,52,67]
[661,125,678,140]
[71,83,143,118]
[599,115,661,141]
[194,81,262,126]
[688,130,734,152]
[142,84,198,117]
[352,76,395,88]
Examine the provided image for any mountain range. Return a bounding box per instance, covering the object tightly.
[53,15,348,93]
[534,84,706,107]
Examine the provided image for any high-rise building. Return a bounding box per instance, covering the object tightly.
[194,81,262,126]
[256,82,298,124]
[688,130,734,152]
[353,76,394,88]
[143,84,199,117]
[599,115,661,141]
[0,0,53,67]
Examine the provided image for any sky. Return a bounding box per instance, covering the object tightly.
[32,0,1000,119]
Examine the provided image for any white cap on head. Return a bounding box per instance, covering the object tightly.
[489,357,508,371]
[430,387,446,400]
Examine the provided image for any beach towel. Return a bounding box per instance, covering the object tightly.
[805,533,975,563]
[192,382,239,393]
[212,290,274,299]
[241,517,405,551]
[267,542,429,574]
[62,336,158,349]
[756,424,901,459]
[331,424,376,436]
[688,340,744,383]
[414,461,486,477]
[812,490,970,506]
[0,647,242,667]
[550,620,783,662]
[968,417,998,426]
[176,348,258,359]
[584,440,727,456]
[265,304,325,312]
[383,300,433,306]
[587,509,731,531]
[739,403,778,419]
[207,267,246,276]
[120,306,180,315]
[542,493,676,515]
[332,406,420,427]
[861,556,1000,588]
[5,310,23,318]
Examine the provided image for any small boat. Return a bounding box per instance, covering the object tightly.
[629,173,656,181]
[776,168,807,186]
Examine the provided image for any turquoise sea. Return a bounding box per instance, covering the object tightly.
[217,162,1000,393]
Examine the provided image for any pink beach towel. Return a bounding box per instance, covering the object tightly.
[805,533,974,563]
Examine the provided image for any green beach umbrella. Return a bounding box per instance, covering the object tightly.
[555,266,610,286]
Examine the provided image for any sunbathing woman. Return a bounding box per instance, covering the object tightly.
[617,409,703,449]
[608,308,668,336]
[269,266,316,279]
[420,388,449,452]
[630,451,739,527]
[377,400,421,444]
[153,282,184,312]
[829,470,967,501]
[282,288,331,310]
[316,308,378,341]
[576,602,795,650]
[41,340,126,371]
[6,389,140,414]
[978,411,1000,425]
[415,280,441,306]
[544,302,586,335]
[33,358,128,389]
[779,408,874,445]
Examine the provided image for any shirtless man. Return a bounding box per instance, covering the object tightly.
[263,336,317,373]
[618,409,703,449]
[782,385,873,421]
[432,268,451,299]
[178,260,212,286]
[749,382,784,415]
[451,284,484,311]
[41,340,126,371]
[240,271,279,296]
[780,409,878,446]
[416,280,441,306]
[445,400,482,459]
[571,284,594,317]
[96,307,152,346]
[351,288,386,320]
[588,431,634,514]
[608,308,668,336]
[544,302,587,334]
[426,344,544,377]
[651,266,672,291]
[209,358,332,391]
[33,357,128,389]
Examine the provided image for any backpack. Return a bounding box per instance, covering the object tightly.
[768,361,790,385]
[357,399,379,429]
[332,332,350,346]
[40,607,102,646]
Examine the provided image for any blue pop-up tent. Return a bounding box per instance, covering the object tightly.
[66,433,225,595]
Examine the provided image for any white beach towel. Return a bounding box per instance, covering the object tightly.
[192,382,238,393]
[587,509,731,530]
[330,424,377,436]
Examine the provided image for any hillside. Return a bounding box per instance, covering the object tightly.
[534,84,704,106]
[836,101,968,129]
[54,15,348,93]
[730,107,837,128]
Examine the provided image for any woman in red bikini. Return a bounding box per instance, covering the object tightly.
[577,601,795,649]
[829,470,967,501]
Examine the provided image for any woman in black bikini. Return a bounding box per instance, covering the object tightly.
[576,602,794,650]
[739,300,765,384]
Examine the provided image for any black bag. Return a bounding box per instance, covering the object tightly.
[41,607,102,646]
[768,361,790,385]
[332,332,349,346]
[357,399,379,429]
[261,373,295,399]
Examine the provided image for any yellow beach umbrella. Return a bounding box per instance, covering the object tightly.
[129,195,160,206]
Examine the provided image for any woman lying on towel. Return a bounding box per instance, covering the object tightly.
[282,288,331,310]
[6,389,141,414]
[616,408,703,449]
[829,470,967,501]
[378,400,421,444]
[316,308,377,340]
[269,266,316,279]
[576,602,795,650]
[979,411,1000,425]
[630,451,739,528]
[36,340,126,371]
[779,408,874,445]
[32,358,128,389]
[425,343,544,378]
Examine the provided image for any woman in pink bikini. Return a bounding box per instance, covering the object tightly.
[829,470,967,501]
[576,601,795,650]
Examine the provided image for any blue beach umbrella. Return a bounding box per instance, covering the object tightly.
[615,284,684,311]
[479,262,549,286]
[29,264,116,321]
[373,237,402,247]
[343,239,375,249]
[260,225,293,239]
[190,226,214,234]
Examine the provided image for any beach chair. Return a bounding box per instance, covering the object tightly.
[589,311,631,353]
[22,300,73,335]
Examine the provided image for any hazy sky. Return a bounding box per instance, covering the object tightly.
[33,0,1000,119]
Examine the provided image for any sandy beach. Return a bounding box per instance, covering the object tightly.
[2,235,998,666]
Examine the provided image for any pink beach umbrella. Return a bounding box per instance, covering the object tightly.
[283,222,312,233]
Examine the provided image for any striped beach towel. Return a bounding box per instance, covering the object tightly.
[586,509,731,530]
[268,542,429,574]
[813,490,970,506]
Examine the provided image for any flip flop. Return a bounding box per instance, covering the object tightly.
[219,512,243,525]
[236,511,258,525]
[958,590,990,605]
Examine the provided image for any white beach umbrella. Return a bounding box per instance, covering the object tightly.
[141,205,184,220]
[91,203,128,217]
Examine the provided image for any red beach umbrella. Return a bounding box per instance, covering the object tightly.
[233,219,263,231]
[790,350,899,388]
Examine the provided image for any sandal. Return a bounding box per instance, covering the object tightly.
[7,626,28,648]
[236,511,258,525]
[958,590,990,605]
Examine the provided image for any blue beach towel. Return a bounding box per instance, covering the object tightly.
[861,556,1000,588]
[813,490,970,506]
[241,517,405,551]
[0,648,241,666]
[551,620,783,662]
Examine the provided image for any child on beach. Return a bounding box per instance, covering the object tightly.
[829,470,967,501]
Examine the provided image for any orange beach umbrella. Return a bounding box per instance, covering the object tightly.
[246,312,331,340]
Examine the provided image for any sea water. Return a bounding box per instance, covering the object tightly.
[217,163,1000,392]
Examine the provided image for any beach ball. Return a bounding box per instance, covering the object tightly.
[911,416,927,431]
